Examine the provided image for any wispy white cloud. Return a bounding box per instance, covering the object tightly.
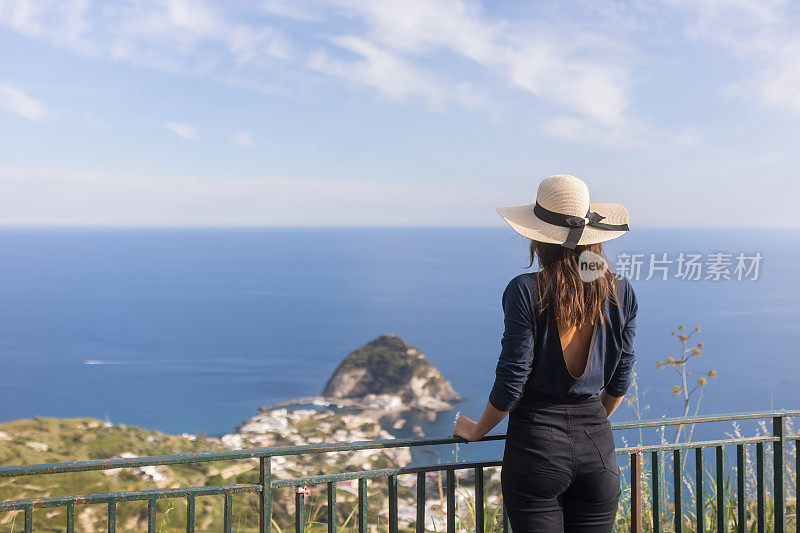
[315,0,632,123]
[664,0,800,114]
[0,0,293,80]
[0,84,48,121]
[230,131,254,147]
[164,121,197,140]
[0,0,635,125]
[261,0,319,22]
[308,36,446,106]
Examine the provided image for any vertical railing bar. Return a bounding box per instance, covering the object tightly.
[503,502,510,533]
[108,501,117,533]
[446,468,455,533]
[716,446,725,533]
[260,457,272,533]
[474,466,485,533]
[358,477,367,533]
[737,444,745,533]
[757,442,765,533]
[416,472,426,533]
[652,451,662,533]
[224,492,233,533]
[773,415,786,533]
[695,448,704,533]
[631,452,642,533]
[295,489,305,533]
[24,505,32,533]
[327,481,337,533]
[674,449,682,533]
[659,448,667,527]
[66,501,75,533]
[186,493,196,533]
[388,474,398,533]
[148,498,157,533]
[796,438,799,533]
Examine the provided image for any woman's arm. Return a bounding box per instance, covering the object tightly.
[600,391,624,417]
[604,281,638,404]
[454,400,508,442]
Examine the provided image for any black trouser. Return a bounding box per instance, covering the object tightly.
[501,395,620,532]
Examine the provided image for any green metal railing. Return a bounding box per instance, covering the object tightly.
[0,410,797,532]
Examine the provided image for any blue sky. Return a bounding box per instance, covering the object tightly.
[1,0,799,226]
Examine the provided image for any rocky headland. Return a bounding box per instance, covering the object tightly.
[323,334,463,412]
[221,334,463,450]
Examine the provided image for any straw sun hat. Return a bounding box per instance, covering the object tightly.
[497,174,630,249]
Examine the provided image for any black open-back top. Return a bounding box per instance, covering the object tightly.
[488,272,638,412]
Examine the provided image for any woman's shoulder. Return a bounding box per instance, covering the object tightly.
[613,275,638,315]
[502,272,538,305]
[504,272,538,293]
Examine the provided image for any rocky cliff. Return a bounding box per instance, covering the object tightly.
[322,334,462,411]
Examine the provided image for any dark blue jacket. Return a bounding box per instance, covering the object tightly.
[488,273,638,412]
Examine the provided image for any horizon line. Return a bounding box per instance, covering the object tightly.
[0,224,796,230]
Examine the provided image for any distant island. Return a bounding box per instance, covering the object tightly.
[323,334,463,411]
[223,334,464,447]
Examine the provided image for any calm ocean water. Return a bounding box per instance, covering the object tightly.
[1,227,798,462]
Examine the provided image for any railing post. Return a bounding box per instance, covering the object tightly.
[474,466,484,533]
[108,501,117,533]
[327,481,337,533]
[796,438,799,533]
[736,445,745,533]
[416,472,426,533]
[651,451,662,533]
[446,468,455,533]
[358,477,367,533]
[186,494,195,533]
[260,457,272,533]
[295,489,305,533]
[66,501,75,533]
[757,442,765,533]
[659,448,667,526]
[224,493,233,533]
[772,415,785,533]
[695,448,704,533]
[388,474,398,533]
[148,498,157,533]
[24,505,32,533]
[673,449,682,533]
[631,451,642,533]
[715,446,725,533]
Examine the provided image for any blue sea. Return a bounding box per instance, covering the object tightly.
[1,228,798,463]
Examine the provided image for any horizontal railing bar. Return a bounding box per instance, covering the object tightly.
[615,435,779,454]
[610,410,800,430]
[0,484,260,511]
[0,435,506,478]
[271,460,503,488]
[1,411,796,479]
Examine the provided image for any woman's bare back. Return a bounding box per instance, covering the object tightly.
[556,317,596,379]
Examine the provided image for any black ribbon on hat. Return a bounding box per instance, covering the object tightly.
[533,202,629,249]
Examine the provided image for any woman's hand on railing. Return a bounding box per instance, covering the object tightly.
[454,401,510,442]
[453,414,479,442]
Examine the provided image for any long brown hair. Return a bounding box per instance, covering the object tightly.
[528,240,619,327]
